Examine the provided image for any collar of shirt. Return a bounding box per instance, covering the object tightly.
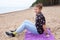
[36,12,42,16]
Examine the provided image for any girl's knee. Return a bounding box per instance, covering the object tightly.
[24,20,30,23]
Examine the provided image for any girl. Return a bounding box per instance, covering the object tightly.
[5,3,49,37]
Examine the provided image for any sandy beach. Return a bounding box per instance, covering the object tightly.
[0,6,60,40]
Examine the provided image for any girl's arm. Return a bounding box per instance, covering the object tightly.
[43,24,47,34]
[43,24,50,37]
[41,14,50,37]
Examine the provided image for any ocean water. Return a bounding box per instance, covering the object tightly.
[0,0,36,14]
[0,7,29,14]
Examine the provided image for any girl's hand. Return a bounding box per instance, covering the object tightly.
[45,33,50,38]
[46,34,50,38]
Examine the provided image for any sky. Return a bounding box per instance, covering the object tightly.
[0,0,36,14]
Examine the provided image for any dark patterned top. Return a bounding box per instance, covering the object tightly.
[35,12,46,34]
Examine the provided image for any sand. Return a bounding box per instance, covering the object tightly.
[0,6,60,40]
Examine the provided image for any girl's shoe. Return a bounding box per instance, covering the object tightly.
[5,32,16,37]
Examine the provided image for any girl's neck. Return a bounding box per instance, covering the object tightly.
[36,12,41,14]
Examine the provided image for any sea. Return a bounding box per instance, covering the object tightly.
[0,0,36,14]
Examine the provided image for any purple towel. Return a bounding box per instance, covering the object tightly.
[24,28,55,40]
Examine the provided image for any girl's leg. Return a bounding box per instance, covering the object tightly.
[5,20,39,37]
[15,20,39,34]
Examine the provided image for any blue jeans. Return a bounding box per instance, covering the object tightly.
[15,20,39,34]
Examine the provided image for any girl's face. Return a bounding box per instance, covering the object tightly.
[34,7,41,14]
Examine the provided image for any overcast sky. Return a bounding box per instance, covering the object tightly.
[0,0,36,13]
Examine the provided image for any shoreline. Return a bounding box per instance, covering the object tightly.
[0,5,60,15]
